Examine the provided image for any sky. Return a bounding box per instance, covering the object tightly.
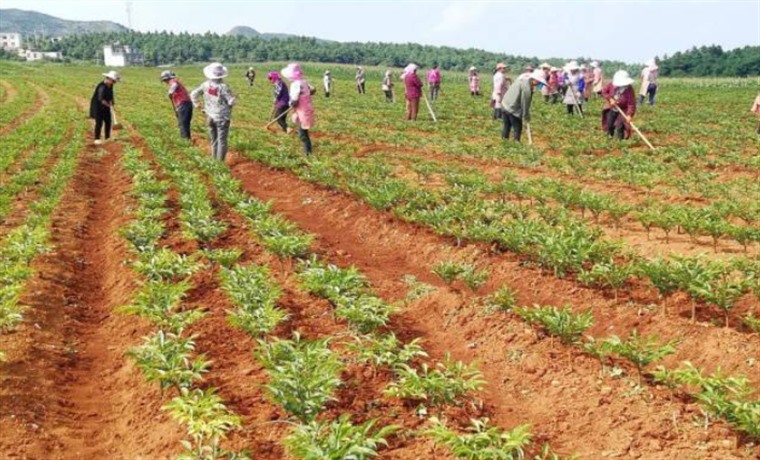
[1,0,759,63]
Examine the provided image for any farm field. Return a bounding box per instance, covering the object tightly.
[0,61,759,460]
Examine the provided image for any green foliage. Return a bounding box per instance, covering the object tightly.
[433,260,489,291]
[127,330,209,390]
[163,387,248,460]
[133,248,201,281]
[600,330,678,380]
[254,334,342,422]
[348,333,428,369]
[220,264,286,337]
[385,355,485,407]
[285,415,399,460]
[485,286,518,312]
[426,417,532,460]
[514,305,594,345]
[118,280,203,334]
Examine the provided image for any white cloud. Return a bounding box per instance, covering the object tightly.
[432,1,492,33]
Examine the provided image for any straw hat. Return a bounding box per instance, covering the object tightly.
[469,66,477,71]
[612,70,634,87]
[529,69,547,86]
[102,70,121,82]
[281,63,302,81]
[540,62,551,69]
[159,70,174,81]
[590,61,599,68]
[565,61,579,71]
[324,70,331,75]
[495,62,507,70]
[203,62,228,80]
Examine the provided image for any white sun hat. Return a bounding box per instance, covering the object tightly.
[102,70,121,82]
[203,62,228,80]
[591,61,599,68]
[565,61,580,71]
[540,62,551,69]
[529,69,547,86]
[612,70,634,87]
[469,66,477,71]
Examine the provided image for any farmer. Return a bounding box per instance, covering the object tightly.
[282,63,316,155]
[382,70,394,102]
[539,63,552,102]
[190,62,236,162]
[751,92,760,134]
[581,64,593,101]
[639,58,659,106]
[160,70,193,140]
[500,69,547,142]
[427,64,442,101]
[468,66,480,96]
[601,70,637,140]
[267,71,290,133]
[591,61,604,96]
[402,63,422,121]
[89,70,120,145]
[355,66,366,94]
[547,67,561,104]
[563,61,584,116]
[323,70,333,98]
[245,67,256,87]
[491,63,509,119]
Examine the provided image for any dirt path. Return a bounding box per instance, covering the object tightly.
[228,157,759,459]
[0,141,180,459]
[0,79,17,106]
[0,83,49,137]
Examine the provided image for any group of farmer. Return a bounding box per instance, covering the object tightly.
[89,56,760,160]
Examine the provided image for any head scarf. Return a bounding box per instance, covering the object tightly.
[281,63,303,81]
[267,71,280,82]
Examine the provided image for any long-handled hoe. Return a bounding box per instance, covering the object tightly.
[423,93,438,123]
[614,105,656,151]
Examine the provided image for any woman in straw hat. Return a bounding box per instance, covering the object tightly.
[500,69,547,142]
[468,66,480,97]
[282,62,316,155]
[190,62,237,161]
[491,63,510,119]
[89,70,120,145]
[591,61,604,96]
[402,63,422,121]
[601,70,637,139]
[267,71,290,133]
[160,70,193,140]
[382,70,394,102]
[562,61,584,116]
[639,58,659,106]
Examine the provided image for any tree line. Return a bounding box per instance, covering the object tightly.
[3,30,757,77]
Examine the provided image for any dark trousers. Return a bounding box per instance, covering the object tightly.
[176,102,193,139]
[566,104,584,116]
[325,91,330,98]
[94,110,112,140]
[357,82,365,94]
[429,84,440,101]
[493,107,503,120]
[501,112,523,142]
[639,84,657,106]
[605,110,625,139]
[298,127,312,155]
[756,120,760,134]
[384,90,393,102]
[273,105,288,132]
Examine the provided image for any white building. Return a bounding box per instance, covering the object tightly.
[103,43,143,67]
[21,50,63,61]
[0,32,22,50]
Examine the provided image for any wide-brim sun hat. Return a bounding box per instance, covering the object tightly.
[529,69,547,86]
[469,66,477,71]
[540,62,551,69]
[565,61,580,71]
[203,62,228,80]
[159,70,174,81]
[591,61,599,68]
[495,62,507,70]
[281,63,302,80]
[612,70,634,87]
[102,70,121,82]
[404,63,418,73]
[550,67,560,72]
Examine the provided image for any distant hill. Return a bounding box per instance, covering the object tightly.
[226,25,319,41]
[0,8,128,36]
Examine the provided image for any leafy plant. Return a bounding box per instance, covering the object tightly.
[285,415,399,460]
[432,260,467,285]
[514,305,594,345]
[426,417,532,460]
[163,387,249,460]
[600,330,678,382]
[348,333,428,369]
[133,248,201,281]
[385,355,485,407]
[127,330,209,391]
[486,286,518,312]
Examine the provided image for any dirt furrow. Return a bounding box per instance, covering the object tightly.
[228,157,759,459]
[0,141,180,459]
[0,83,49,137]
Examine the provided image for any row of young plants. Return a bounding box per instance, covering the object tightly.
[238,139,760,329]
[486,296,760,443]
[0,100,73,222]
[117,145,249,460]
[129,114,576,459]
[0,127,84,362]
[0,79,40,129]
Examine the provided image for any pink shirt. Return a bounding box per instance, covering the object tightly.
[426,69,441,84]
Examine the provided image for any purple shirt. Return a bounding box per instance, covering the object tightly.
[404,72,422,100]
[273,80,289,109]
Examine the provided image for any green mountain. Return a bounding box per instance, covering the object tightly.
[225,25,323,42]
[0,8,129,36]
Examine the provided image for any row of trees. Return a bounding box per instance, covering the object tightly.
[658,45,760,77]
[20,31,636,72]
[4,31,757,77]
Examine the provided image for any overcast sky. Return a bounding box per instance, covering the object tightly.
[1,0,759,63]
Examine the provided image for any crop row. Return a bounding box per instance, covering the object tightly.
[0,125,84,363]
[0,79,40,128]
